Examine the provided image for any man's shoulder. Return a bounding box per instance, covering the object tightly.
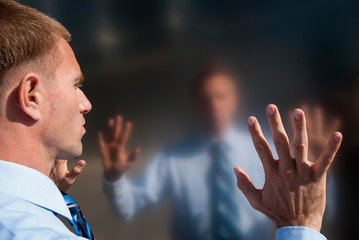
[0,192,52,217]
[0,193,82,240]
[0,192,53,223]
[0,192,35,212]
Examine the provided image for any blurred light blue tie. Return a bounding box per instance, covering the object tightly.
[210,141,241,240]
[61,191,94,240]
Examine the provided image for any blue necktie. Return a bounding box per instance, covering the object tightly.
[61,191,94,240]
[209,142,241,240]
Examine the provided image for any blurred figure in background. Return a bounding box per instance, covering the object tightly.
[99,63,273,240]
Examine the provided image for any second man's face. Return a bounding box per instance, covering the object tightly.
[195,73,238,134]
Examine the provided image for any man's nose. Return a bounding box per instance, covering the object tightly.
[79,90,92,114]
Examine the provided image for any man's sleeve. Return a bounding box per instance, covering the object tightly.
[102,153,169,219]
[275,227,327,240]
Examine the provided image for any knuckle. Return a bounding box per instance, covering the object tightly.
[322,150,332,159]
[322,153,333,165]
[72,167,81,175]
[329,142,339,152]
[252,127,261,135]
[279,169,295,181]
[274,133,288,147]
[293,143,306,154]
[255,142,266,155]
[250,126,263,138]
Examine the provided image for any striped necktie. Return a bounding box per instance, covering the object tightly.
[209,141,241,240]
[61,191,94,240]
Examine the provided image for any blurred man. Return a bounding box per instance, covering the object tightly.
[100,62,340,239]
[0,0,93,239]
[100,65,275,239]
[100,85,342,240]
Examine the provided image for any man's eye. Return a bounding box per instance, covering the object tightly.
[75,83,83,88]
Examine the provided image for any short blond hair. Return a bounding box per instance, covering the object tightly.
[0,0,71,90]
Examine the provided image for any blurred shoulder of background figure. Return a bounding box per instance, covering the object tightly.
[101,60,275,240]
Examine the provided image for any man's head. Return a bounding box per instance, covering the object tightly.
[0,0,70,89]
[191,64,239,138]
[0,0,91,173]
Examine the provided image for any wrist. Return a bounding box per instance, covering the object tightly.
[277,215,322,232]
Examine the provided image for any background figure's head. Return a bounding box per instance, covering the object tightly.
[191,63,239,138]
[0,0,91,172]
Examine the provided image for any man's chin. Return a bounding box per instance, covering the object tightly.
[58,144,83,160]
[73,147,83,159]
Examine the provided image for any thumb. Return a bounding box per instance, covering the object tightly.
[234,166,261,209]
[67,160,86,181]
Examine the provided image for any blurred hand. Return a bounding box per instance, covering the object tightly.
[302,105,340,160]
[98,116,140,182]
[50,159,86,192]
[234,104,342,231]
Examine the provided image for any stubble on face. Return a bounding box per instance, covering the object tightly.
[41,38,86,160]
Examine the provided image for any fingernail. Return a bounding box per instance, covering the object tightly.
[267,105,275,115]
[248,118,255,126]
[78,161,85,167]
[233,167,240,176]
[334,132,342,143]
[294,111,301,121]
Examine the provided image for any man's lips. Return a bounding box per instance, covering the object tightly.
[82,122,86,133]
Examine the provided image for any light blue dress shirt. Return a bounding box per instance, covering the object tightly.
[275,227,326,240]
[0,160,86,240]
[104,128,275,240]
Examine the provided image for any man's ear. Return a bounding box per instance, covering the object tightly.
[18,73,42,121]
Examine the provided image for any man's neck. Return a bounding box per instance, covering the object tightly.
[210,123,234,140]
[0,127,53,176]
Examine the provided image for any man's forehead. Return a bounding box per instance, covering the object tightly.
[55,37,82,77]
[209,73,235,83]
[204,73,237,89]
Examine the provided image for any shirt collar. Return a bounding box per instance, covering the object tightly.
[220,127,240,151]
[198,126,240,151]
[0,160,72,220]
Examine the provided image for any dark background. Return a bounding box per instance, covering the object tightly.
[18,0,359,239]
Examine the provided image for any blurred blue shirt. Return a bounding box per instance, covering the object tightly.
[104,128,275,240]
[0,160,86,240]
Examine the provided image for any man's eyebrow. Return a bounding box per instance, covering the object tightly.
[75,74,85,83]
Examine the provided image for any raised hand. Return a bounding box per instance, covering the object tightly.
[234,104,342,232]
[50,159,86,192]
[98,116,140,182]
